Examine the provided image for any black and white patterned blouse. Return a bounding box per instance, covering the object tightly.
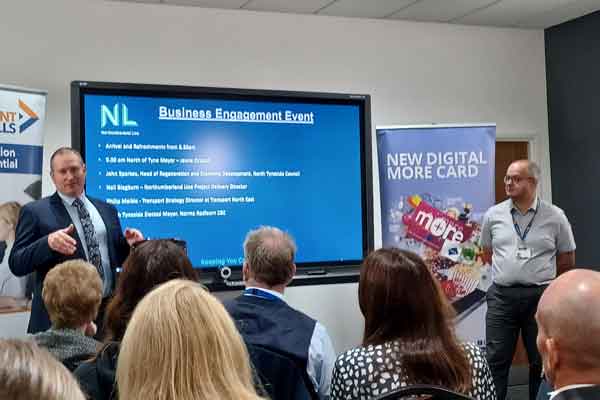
[330,341,495,400]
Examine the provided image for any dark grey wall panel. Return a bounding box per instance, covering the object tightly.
[546,10,600,267]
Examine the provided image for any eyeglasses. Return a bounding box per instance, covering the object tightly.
[131,238,187,253]
[503,175,531,184]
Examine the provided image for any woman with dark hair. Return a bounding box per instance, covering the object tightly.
[330,248,495,400]
[74,239,198,400]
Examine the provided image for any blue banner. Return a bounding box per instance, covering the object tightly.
[0,143,43,174]
[377,124,495,344]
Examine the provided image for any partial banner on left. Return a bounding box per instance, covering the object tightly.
[0,85,47,314]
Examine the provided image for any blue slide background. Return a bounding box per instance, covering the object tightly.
[84,94,364,268]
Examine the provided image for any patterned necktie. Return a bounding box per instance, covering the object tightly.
[72,198,104,279]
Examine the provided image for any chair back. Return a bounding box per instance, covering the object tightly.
[373,384,475,400]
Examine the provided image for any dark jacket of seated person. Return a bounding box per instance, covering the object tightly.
[73,239,198,400]
[330,248,496,400]
[224,226,336,400]
[76,341,120,400]
[30,259,102,371]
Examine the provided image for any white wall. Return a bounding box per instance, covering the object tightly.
[0,0,549,351]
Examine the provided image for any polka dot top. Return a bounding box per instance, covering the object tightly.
[330,341,496,400]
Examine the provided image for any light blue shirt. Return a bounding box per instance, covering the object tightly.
[57,191,113,297]
[480,197,576,286]
[245,287,336,399]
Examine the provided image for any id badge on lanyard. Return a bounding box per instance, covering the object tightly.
[513,199,539,261]
[517,246,532,260]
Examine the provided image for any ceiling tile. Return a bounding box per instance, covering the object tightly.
[318,0,419,19]
[388,0,499,22]
[455,0,580,27]
[515,0,600,28]
[110,0,600,29]
[243,0,332,14]
[164,0,248,8]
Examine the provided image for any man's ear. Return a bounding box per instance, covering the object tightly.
[242,261,250,281]
[287,263,297,285]
[546,338,560,382]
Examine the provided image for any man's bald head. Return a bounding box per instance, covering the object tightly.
[537,269,600,374]
[508,159,541,183]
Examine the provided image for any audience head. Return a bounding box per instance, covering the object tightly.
[242,226,296,290]
[0,201,21,242]
[103,239,198,341]
[43,259,102,331]
[359,248,471,391]
[117,279,262,400]
[0,339,85,400]
[505,159,539,200]
[536,269,600,388]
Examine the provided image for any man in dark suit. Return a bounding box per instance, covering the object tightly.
[9,147,143,333]
[535,269,600,400]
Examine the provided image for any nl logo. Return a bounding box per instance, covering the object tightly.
[0,100,40,134]
[100,103,138,128]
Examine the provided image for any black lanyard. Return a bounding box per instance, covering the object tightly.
[511,199,540,242]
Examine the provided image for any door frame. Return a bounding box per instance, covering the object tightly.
[495,135,548,200]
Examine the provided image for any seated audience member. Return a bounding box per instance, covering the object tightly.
[31,259,102,371]
[74,239,198,400]
[330,248,496,400]
[224,226,336,399]
[535,269,600,400]
[117,279,265,400]
[0,339,86,400]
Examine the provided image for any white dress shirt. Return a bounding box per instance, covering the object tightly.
[57,191,113,297]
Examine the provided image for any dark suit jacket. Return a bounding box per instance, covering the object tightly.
[9,192,130,333]
[553,385,600,400]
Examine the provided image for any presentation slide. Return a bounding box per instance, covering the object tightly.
[82,94,365,269]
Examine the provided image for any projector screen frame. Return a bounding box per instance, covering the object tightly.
[70,80,374,286]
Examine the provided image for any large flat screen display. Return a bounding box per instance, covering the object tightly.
[71,81,373,273]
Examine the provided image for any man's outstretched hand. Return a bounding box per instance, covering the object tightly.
[48,224,77,255]
[125,228,144,246]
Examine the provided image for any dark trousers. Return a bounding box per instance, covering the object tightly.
[486,283,546,400]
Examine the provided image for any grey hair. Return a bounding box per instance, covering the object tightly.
[243,226,296,287]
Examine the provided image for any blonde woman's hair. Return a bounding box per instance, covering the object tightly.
[0,339,85,400]
[116,279,264,400]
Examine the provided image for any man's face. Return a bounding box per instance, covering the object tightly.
[51,152,86,197]
[504,162,535,199]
